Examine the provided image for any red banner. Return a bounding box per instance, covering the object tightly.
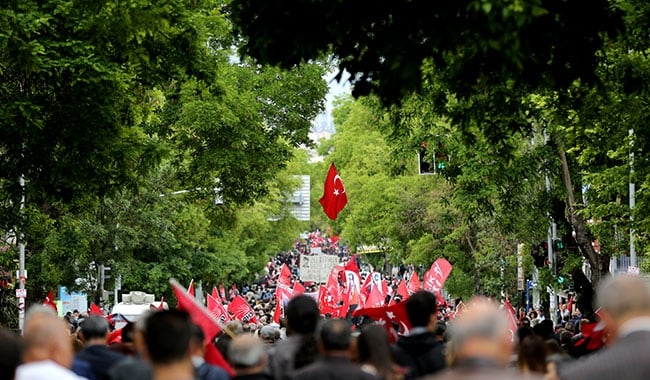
[207,294,231,324]
[228,295,257,324]
[407,272,421,295]
[171,279,222,342]
[423,258,453,296]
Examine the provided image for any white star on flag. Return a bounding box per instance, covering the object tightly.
[333,188,340,196]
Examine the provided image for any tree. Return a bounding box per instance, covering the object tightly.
[230,0,618,104]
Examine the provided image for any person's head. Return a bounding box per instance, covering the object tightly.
[228,335,267,375]
[447,298,512,367]
[597,275,650,340]
[189,323,206,358]
[564,321,574,333]
[258,325,280,345]
[286,295,320,335]
[0,328,21,380]
[357,324,394,380]
[133,310,156,359]
[145,309,192,365]
[22,305,75,369]
[405,291,437,329]
[79,315,109,344]
[318,318,352,355]
[559,330,573,347]
[517,335,547,374]
[226,320,244,336]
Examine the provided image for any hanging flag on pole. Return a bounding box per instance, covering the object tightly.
[187,279,195,297]
[423,258,453,304]
[42,289,58,313]
[319,163,348,220]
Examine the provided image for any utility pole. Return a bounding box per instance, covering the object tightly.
[544,129,557,324]
[17,175,26,332]
[629,129,636,268]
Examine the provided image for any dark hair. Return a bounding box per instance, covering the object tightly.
[405,291,437,327]
[145,310,192,364]
[80,315,110,340]
[319,318,352,351]
[286,295,320,335]
[357,324,395,380]
[518,335,547,374]
[0,328,21,380]
[190,323,205,345]
[517,326,533,346]
[121,322,135,343]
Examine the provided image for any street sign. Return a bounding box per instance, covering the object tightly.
[16,289,26,298]
[628,266,640,275]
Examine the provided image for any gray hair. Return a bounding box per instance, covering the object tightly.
[25,304,58,323]
[228,335,266,369]
[447,302,508,349]
[597,275,650,318]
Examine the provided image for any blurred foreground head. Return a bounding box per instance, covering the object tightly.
[228,335,267,375]
[597,274,650,340]
[145,309,191,365]
[22,305,75,369]
[447,298,512,367]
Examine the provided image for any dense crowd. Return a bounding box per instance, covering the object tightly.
[2,274,650,380]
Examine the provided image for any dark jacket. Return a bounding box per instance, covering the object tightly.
[107,357,152,380]
[196,362,230,380]
[392,331,446,379]
[233,374,274,380]
[75,344,127,380]
[292,356,378,380]
[420,358,542,380]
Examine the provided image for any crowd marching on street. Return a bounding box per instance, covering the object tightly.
[2,230,650,380]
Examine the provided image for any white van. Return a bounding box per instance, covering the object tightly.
[111,291,168,329]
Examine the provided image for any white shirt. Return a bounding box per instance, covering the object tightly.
[618,316,650,338]
[16,360,87,380]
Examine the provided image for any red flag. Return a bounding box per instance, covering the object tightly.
[278,264,292,286]
[171,279,222,342]
[344,270,362,306]
[395,279,409,301]
[228,295,257,324]
[293,282,306,295]
[577,322,606,351]
[423,258,453,297]
[272,300,282,324]
[407,273,421,295]
[319,163,348,220]
[366,280,385,308]
[43,289,58,313]
[207,294,231,324]
[353,302,412,339]
[504,296,518,342]
[211,286,219,301]
[107,328,123,344]
[89,303,104,316]
[567,295,574,314]
[156,296,165,311]
[344,255,360,276]
[205,341,235,376]
[187,279,195,297]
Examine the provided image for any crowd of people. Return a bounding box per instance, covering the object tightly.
[0,276,650,380]
[1,274,650,380]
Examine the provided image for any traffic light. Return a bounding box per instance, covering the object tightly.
[418,143,435,175]
[532,242,547,268]
[553,239,565,252]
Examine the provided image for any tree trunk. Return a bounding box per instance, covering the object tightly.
[557,144,605,319]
